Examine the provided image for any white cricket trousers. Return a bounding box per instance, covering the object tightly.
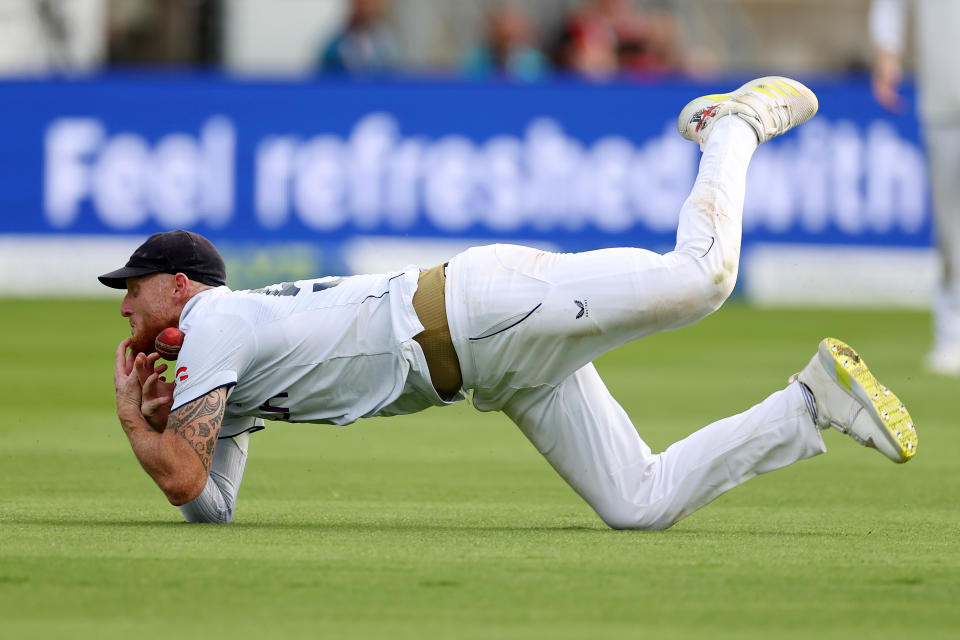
[444,117,827,530]
[926,123,960,353]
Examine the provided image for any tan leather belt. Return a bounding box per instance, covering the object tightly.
[412,263,462,397]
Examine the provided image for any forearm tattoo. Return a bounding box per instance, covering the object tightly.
[166,389,226,473]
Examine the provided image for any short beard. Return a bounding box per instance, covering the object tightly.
[129,330,160,356]
[130,314,168,355]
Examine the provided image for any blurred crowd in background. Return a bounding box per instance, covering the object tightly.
[0,0,891,80]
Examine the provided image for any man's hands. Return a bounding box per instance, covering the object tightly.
[113,338,224,505]
[114,338,176,431]
[138,351,176,431]
[114,338,143,422]
[872,47,904,114]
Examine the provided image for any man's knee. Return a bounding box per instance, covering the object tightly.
[666,255,739,326]
[703,264,738,314]
[588,488,678,531]
[595,503,674,531]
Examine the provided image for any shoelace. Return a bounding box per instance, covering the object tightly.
[770,99,793,132]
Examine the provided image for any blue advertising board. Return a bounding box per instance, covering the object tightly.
[0,73,931,284]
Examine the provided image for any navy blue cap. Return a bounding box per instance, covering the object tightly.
[98,230,226,289]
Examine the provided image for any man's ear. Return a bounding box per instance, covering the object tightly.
[173,273,191,301]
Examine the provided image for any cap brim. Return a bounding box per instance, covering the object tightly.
[97,266,161,289]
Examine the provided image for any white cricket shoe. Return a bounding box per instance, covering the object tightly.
[791,338,917,463]
[678,76,819,150]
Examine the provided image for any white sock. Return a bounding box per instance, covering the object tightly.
[705,114,759,158]
[798,381,820,428]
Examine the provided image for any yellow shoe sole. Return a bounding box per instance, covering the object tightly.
[821,337,918,463]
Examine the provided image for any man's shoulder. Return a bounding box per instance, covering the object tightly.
[180,287,255,334]
[182,285,231,314]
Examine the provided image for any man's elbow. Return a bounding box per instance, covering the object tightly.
[176,473,237,523]
[159,472,207,507]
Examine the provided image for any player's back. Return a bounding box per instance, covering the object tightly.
[173,269,444,427]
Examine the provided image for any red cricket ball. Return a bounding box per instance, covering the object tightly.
[155,327,185,360]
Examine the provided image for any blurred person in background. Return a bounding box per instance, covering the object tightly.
[611,3,683,74]
[460,2,549,82]
[0,0,104,74]
[106,0,221,67]
[550,0,684,79]
[870,0,960,376]
[317,0,397,74]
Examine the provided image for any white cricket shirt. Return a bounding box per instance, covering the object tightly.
[170,268,461,437]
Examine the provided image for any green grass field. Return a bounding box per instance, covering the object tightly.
[1,298,958,639]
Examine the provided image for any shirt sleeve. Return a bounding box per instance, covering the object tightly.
[178,431,250,523]
[219,415,265,439]
[870,0,908,53]
[171,311,255,411]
